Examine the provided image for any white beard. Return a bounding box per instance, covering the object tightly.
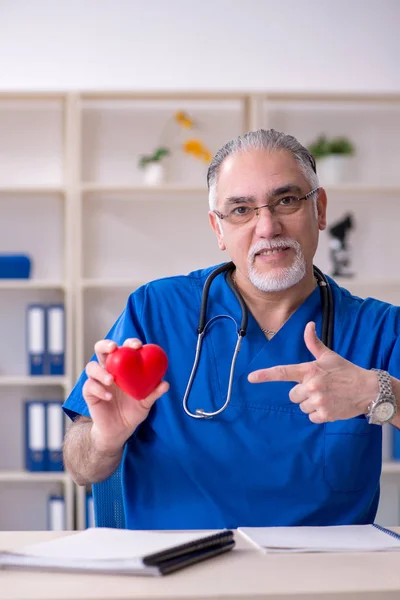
[247,238,306,292]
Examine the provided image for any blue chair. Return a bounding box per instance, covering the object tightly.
[92,463,126,529]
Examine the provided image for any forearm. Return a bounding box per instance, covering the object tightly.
[63,419,124,486]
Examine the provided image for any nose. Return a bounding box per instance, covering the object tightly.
[254,206,283,238]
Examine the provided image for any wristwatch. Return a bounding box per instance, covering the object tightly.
[367,369,397,425]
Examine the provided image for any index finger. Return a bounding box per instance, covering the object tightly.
[94,339,118,367]
[248,362,310,384]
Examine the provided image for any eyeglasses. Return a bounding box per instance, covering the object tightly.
[214,187,320,226]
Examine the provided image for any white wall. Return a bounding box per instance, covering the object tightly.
[0,0,399,92]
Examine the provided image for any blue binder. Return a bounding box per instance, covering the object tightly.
[45,401,65,471]
[26,305,46,375]
[0,254,31,278]
[24,401,46,471]
[392,428,400,460]
[47,495,66,531]
[86,492,95,529]
[46,304,65,376]
[382,424,393,462]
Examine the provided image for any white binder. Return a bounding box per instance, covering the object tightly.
[382,425,393,462]
[47,496,66,531]
[26,305,46,375]
[25,401,46,471]
[46,401,64,471]
[47,304,65,375]
[86,493,95,529]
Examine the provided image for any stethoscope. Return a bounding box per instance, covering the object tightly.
[182,261,334,419]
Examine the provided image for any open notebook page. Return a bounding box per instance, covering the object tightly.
[238,525,400,553]
[5,528,218,560]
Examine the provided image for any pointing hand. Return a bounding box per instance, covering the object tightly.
[248,322,378,424]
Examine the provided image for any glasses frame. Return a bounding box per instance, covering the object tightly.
[214,186,320,224]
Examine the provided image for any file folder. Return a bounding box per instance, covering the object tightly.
[45,401,64,471]
[382,425,393,462]
[47,495,66,531]
[0,254,31,278]
[24,401,46,471]
[393,428,400,460]
[26,305,46,375]
[86,492,95,529]
[46,304,65,375]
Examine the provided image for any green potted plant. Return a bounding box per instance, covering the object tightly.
[308,134,332,160]
[308,134,355,184]
[138,146,170,186]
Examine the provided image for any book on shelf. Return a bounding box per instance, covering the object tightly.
[24,401,46,471]
[392,427,400,461]
[85,492,95,529]
[46,304,65,375]
[0,254,31,278]
[0,528,235,576]
[382,424,393,462]
[26,305,46,376]
[26,303,65,376]
[45,400,65,471]
[25,400,64,471]
[47,495,66,531]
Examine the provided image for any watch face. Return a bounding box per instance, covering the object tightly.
[375,401,395,422]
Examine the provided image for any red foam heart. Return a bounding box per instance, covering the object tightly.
[105,344,168,400]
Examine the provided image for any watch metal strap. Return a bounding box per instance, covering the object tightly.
[372,368,393,397]
[369,368,396,423]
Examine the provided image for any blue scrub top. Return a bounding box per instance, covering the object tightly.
[63,263,400,529]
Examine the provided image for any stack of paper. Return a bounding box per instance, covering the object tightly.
[0,527,235,576]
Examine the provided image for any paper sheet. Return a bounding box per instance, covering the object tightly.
[238,524,400,553]
[9,528,216,560]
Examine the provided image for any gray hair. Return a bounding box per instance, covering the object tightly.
[207,128,319,211]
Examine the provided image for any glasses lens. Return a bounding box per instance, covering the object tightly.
[224,196,305,224]
[273,197,302,215]
[226,206,255,225]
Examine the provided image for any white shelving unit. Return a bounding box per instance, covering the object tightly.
[2,90,400,529]
[81,184,206,194]
[0,281,66,290]
[81,279,145,290]
[0,376,70,388]
[73,92,251,528]
[0,94,75,530]
[382,463,400,475]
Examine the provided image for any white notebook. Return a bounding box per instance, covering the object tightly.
[238,524,400,553]
[0,527,235,576]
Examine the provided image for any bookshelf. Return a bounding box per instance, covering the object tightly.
[0,281,66,290]
[382,463,400,475]
[2,90,400,530]
[0,95,75,530]
[0,376,70,388]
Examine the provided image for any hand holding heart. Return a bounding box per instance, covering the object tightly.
[105,344,168,400]
[248,322,378,424]
[83,338,169,453]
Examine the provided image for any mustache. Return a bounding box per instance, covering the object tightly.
[249,238,300,261]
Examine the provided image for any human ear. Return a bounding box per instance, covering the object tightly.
[208,211,226,251]
[316,188,327,231]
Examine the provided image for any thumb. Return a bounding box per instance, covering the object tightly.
[304,321,330,360]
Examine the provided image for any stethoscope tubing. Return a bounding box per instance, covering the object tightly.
[182,262,333,419]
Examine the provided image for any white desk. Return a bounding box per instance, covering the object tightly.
[2,529,400,600]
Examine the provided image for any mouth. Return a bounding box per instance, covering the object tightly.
[256,247,290,256]
[255,246,292,260]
